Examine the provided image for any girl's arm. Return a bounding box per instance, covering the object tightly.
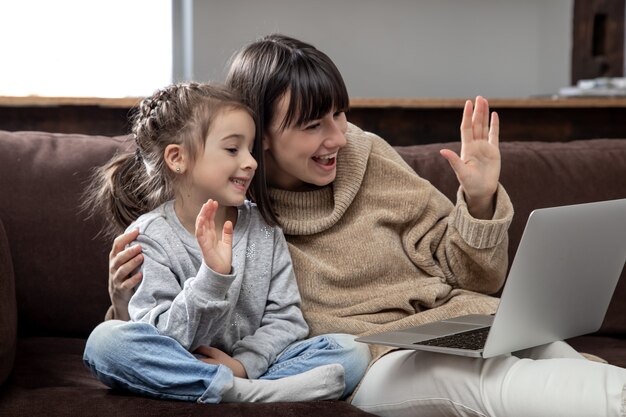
[229,230,309,380]
[129,228,235,350]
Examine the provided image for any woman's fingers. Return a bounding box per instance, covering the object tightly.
[489,111,500,146]
[482,97,490,140]
[109,229,139,260]
[110,245,143,278]
[460,99,474,144]
[471,96,484,140]
[120,271,142,290]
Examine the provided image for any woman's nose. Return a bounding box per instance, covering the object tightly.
[325,118,347,149]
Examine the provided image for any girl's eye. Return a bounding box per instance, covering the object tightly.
[226,148,238,154]
[304,122,320,131]
[333,111,344,118]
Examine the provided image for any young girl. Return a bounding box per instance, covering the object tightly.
[82,82,370,403]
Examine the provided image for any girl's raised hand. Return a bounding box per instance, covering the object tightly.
[439,96,500,219]
[195,199,233,275]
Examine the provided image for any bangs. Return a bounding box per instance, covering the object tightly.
[279,52,349,130]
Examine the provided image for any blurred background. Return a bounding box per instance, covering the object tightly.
[0,0,584,98]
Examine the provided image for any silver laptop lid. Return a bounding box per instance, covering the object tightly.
[483,199,626,357]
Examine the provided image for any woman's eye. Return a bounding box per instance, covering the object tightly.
[226,148,238,154]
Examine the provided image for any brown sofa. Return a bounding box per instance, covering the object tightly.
[0,129,625,416]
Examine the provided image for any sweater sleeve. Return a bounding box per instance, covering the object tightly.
[128,231,236,350]
[369,133,513,295]
[230,229,309,379]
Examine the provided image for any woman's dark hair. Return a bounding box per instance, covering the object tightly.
[83,82,273,239]
[225,34,350,224]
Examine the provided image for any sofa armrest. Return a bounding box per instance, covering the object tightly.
[0,217,17,386]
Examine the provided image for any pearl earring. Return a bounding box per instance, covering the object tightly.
[176,167,181,173]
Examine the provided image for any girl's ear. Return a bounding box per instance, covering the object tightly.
[164,144,187,174]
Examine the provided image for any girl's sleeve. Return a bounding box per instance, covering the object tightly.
[128,232,236,350]
[229,230,309,379]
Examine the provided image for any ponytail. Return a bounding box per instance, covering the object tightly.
[82,145,172,239]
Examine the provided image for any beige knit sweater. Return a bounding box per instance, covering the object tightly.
[268,123,513,359]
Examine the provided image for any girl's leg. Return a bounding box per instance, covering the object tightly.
[260,333,371,398]
[351,342,626,417]
[83,320,233,403]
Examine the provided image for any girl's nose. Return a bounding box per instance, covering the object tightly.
[242,152,258,171]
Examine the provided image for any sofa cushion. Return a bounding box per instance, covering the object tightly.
[0,337,374,417]
[0,217,17,386]
[0,130,133,337]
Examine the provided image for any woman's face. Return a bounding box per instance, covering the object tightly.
[263,93,348,191]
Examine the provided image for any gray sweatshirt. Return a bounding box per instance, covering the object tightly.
[127,200,309,379]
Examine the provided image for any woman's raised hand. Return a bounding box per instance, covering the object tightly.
[195,199,233,275]
[439,96,500,219]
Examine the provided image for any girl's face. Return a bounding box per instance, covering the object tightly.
[189,108,257,207]
[263,93,348,191]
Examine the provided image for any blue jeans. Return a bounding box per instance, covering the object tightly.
[83,320,370,403]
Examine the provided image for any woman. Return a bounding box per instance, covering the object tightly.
[106,34,626,416]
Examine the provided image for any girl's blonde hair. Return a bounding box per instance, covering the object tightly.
[83,82,266,239]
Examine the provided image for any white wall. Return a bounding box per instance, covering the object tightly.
[177,0,573,99]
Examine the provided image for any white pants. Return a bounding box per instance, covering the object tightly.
[351,341,626,417]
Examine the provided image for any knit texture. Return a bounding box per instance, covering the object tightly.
[269,124,513,359]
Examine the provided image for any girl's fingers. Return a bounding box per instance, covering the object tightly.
[222,221,234,248]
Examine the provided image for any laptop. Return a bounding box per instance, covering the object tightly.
[356,198,626,358]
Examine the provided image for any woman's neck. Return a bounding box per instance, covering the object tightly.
[174,197,237,236]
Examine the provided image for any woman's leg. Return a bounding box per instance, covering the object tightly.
[260,333,371,398]
[83,320,233,403]
[351,342,626,417]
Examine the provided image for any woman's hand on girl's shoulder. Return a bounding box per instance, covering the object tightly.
[109,228,144,321]
[195,199,233,275]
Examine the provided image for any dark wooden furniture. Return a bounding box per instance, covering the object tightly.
[572,0,625,83]
[3,96,626,146]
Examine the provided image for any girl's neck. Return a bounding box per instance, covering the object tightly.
[173,198,238,236]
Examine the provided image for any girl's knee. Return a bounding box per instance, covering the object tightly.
[324,334,371,396]
[328,333,371,363]
[84,320,155,362]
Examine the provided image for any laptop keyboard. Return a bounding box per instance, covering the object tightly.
[413,327,490,351]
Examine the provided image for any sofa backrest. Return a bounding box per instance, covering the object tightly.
[0,131,133,337]
[1,130,625,337]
